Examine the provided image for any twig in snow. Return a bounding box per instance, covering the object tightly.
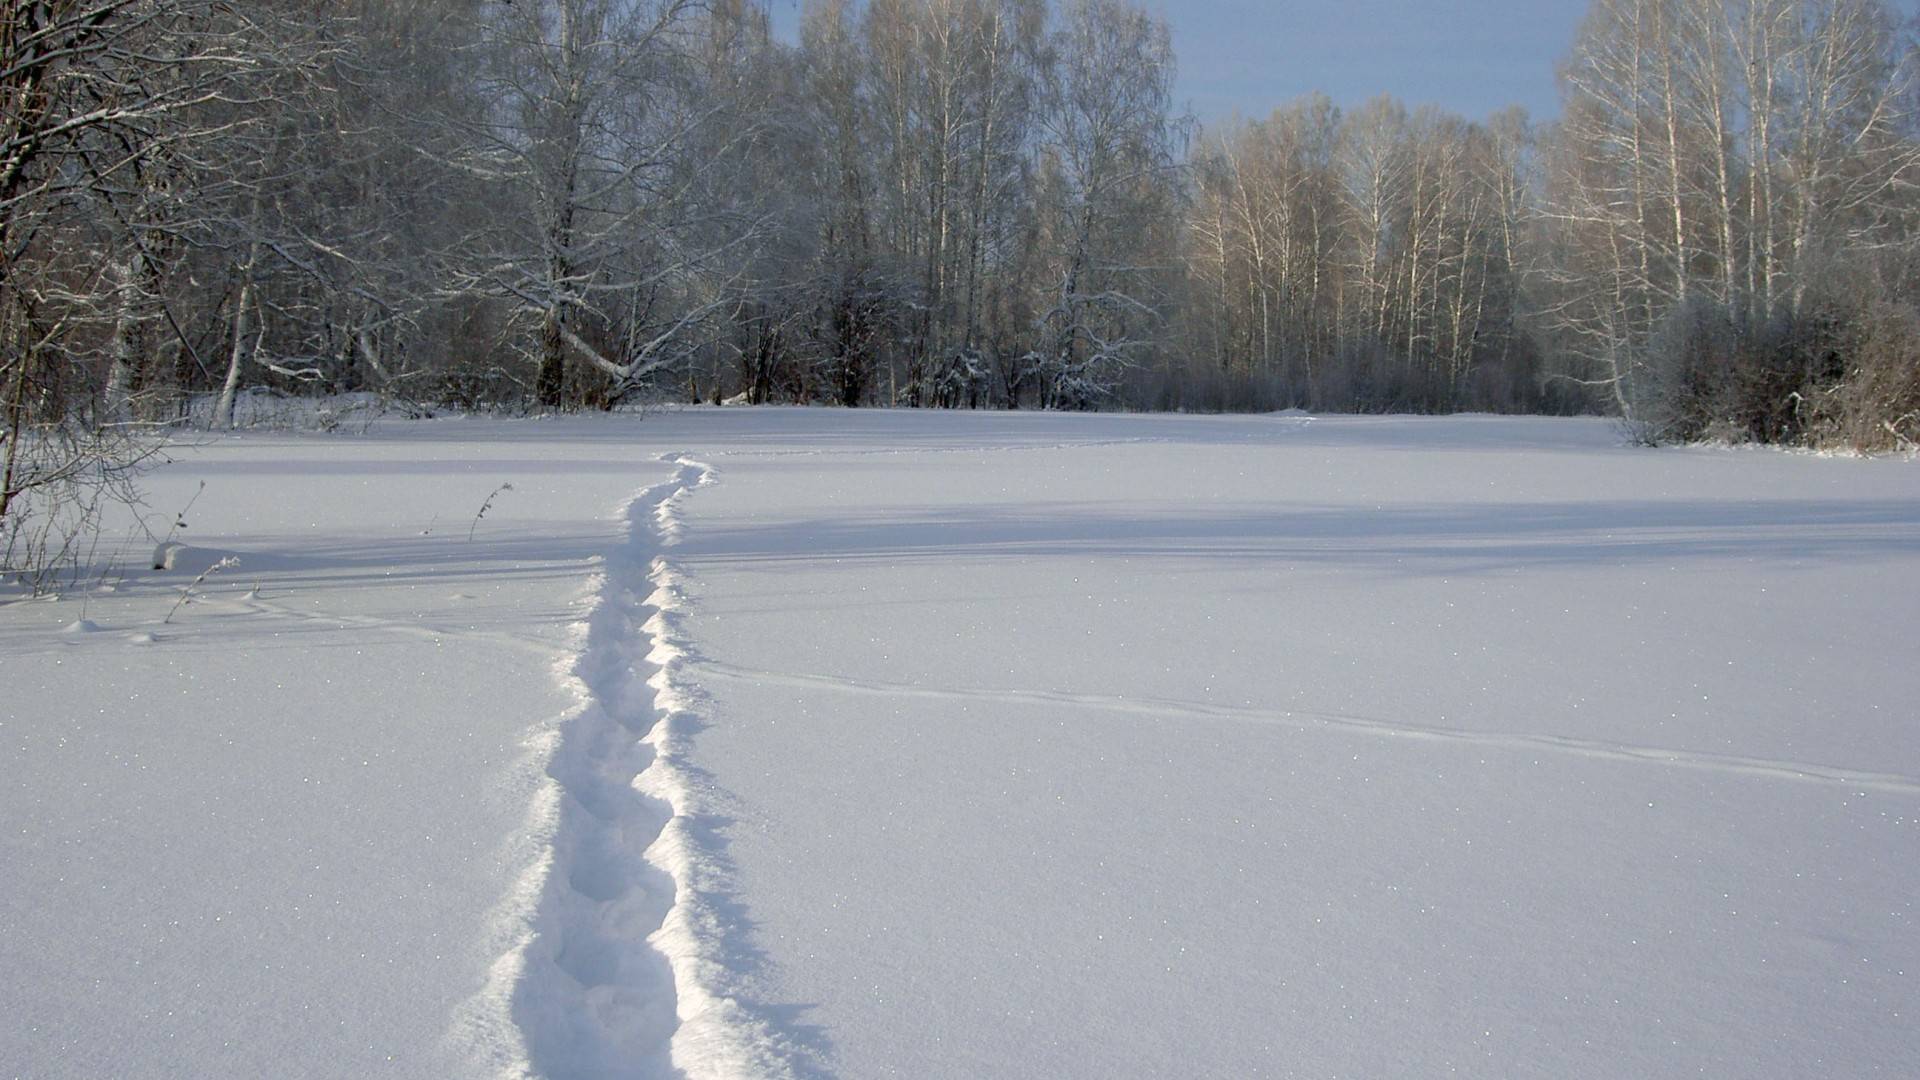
[151,482,209,569]
[162,482,205,547]
[469,483,514,542]
[165,556,239,624]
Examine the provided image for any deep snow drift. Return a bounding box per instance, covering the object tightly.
[2,409,1914,1078]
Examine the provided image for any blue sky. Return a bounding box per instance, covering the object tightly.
[764,0,1919,123]
[1134,0,1587,122]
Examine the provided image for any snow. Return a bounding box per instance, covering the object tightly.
[2,409,1916,1078]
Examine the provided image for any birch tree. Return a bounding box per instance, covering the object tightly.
[457,0,754,408]
[1029,0,1180,409]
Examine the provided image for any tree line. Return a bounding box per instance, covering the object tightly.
[5,0,1919,563]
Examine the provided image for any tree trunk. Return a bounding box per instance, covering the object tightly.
[214,248,260,430]
[103,252,147,424]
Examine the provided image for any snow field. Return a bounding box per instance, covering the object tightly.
[2,424,679,1077]
[660,412,1919,1077]
[2,409,1916,1079]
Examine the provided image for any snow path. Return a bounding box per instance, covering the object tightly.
[465,454,800,1080]
[689,659,1920,795]
[636,459,805,1079]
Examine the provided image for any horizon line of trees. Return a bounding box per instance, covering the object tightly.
[6,0,1920,572]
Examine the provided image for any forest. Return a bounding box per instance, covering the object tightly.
[4,0,1919,539]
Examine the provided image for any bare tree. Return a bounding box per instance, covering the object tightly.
[0,0,291,579]
[449,0,758,408]
[1028,0,1181,409]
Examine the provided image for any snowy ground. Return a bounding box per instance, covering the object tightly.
[2,409,1915,1078]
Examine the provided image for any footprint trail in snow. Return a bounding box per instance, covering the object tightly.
[460,454,802,1080]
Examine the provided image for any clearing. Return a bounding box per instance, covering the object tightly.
[2,409,1915,1078]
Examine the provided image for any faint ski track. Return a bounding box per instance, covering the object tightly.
[689,660,1920,796]
[7,574,567,659]
[219,591,559,656]
[706,436,1174,459]
[455,453,800,1080]
[702,418,1316,461]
